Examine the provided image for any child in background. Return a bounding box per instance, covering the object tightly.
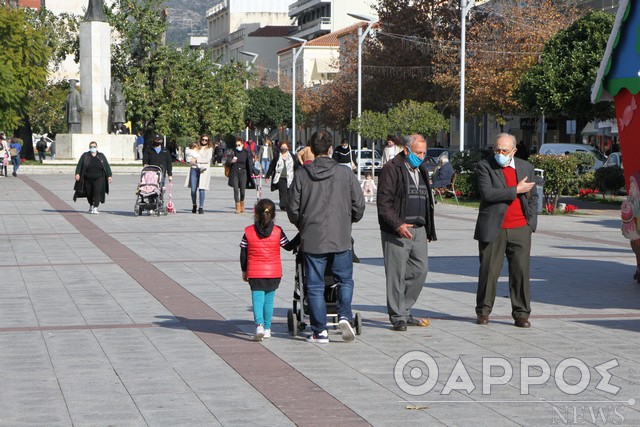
[361,172,377,202]
[240,198,296,341]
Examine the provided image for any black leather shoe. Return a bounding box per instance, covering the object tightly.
[476,315,490,325]
[514,318,531,328]
[392,320,407,331]
[192,205,197,214]
[198,208,204,214]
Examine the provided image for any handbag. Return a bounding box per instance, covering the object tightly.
[9,147,18,157]
[224,164,231,177]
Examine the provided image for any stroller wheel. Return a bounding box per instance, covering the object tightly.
[355,312,363,336]
[287,309,298,337]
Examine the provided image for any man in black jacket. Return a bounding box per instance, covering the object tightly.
[377,134,436,331]
[143,134,173,181]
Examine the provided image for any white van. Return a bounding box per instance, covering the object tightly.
[538,143,606,170]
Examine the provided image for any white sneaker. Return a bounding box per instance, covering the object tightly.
[92,207,99,214]
[338,318,355,342]
[306,330,329,344]
[254,325,265,341]
[263,329,271,338]
[88,206,93,214]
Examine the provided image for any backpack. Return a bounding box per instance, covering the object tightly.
[37,140,46,151]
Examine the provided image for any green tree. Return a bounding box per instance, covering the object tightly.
[245,86,293,135]
[514,11,615,139]
[105,0,248,135]
[0,6,51,133]
[27,80,68,135]
[153,50,248,137]
[349,100,448,139]
[387,100,449,137]
[347,110,389,140]
[528,154,578,208]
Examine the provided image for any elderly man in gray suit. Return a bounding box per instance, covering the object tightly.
[474,133,538,328]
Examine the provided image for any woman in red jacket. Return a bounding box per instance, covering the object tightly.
[240,198,296,341]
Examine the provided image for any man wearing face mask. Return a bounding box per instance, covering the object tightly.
[143,134,173,182]
[377,134,437,331]
[474,133,537,328]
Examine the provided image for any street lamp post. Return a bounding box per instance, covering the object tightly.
[347,13,376,180]
[285,36,307,152]
[239,51,258,142]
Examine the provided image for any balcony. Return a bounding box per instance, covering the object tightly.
[206,0,228,18]
[229,27,245,43]
[289,0,331,17]
[292,16,331,39]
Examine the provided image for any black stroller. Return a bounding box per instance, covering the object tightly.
[134,165,167,216]
[287,250,363,337]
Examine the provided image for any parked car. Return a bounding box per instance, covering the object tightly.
[538,143,606,171]
[603,151,623,169]
[426,147,449,160]
[355,149,383,175]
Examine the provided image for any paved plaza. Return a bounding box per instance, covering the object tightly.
[0,167,639,426]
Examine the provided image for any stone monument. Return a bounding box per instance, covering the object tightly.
[80,0,110,135]
[56,0,136,162]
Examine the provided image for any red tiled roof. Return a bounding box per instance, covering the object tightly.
[19,0,40,8]
[248,26,295,38]
[278,22,376,54]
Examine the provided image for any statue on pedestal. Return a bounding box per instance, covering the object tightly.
[109,80,126,133]
[65,79,84,134]
[84,0,106,22]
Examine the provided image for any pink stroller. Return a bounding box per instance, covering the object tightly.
[134,165,167,216]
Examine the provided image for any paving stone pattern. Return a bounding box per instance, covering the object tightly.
[0,171,638,426]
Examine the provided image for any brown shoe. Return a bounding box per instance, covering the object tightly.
[240,200,245,213]
[514,318,531,328]
[476,315,489,325]
[235,202,242,214]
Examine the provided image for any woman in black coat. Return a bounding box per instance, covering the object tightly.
[74,141,113,214]
[226,139,254,213]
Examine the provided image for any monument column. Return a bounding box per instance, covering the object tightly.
[80,20,110,134]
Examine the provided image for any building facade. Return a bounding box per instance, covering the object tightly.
[206,0,291,63]
[288,0,377,40]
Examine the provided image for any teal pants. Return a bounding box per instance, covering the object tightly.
[252,290,275,329]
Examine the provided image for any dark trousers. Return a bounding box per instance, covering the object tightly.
[476,226,532,320]
[85,176,104,208]
[277,178,289,210]
[232,169,247,202]
[38,150,46,163]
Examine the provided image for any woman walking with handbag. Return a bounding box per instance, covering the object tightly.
[226,138,254,214]
[265,141,295,211]
[74,141,113,214]
[185,134,213,214]
[9,138,21,177]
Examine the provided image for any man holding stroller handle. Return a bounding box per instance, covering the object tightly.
[287,130,365,344]
[143,134,173,181]
[377,134,436,332]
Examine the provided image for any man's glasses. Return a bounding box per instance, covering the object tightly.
[494,148,514,154]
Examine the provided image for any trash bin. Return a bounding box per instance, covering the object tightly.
[534,168,544,213]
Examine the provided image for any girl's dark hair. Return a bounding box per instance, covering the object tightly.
[254,198,276,228]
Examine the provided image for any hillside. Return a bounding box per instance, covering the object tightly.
[165,0,210,45]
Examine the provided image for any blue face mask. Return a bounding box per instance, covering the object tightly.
[89,147,97,153]
[236,146,242,151]
[154,147,161,154]
[494,153,511,167]
[406,147,424,169]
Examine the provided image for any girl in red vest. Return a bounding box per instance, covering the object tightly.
[240,198,296,341]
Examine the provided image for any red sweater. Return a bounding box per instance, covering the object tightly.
[501,167,527,229]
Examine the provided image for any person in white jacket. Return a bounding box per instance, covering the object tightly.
[185,135,213,214]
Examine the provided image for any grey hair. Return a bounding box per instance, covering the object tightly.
[403,134,426,149]
[496,133,516,148]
